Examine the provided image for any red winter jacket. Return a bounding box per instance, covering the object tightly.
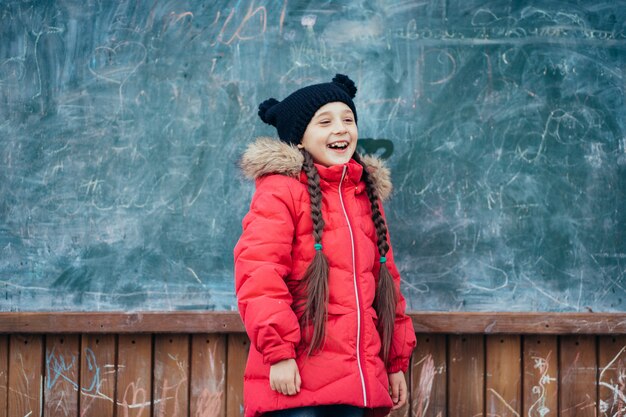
[234,138,416,417]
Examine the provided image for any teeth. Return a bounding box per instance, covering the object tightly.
[328,142,348,149]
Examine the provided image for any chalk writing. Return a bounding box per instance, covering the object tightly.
[393,11,626,43]
[599,345,626,417]
[45,345,77,390]
[528,352,556,417]
[45,344,78,416]
[488,388,520,417]
[190,337,227,416]
[194,389,224,417]
[119,379,149,417]
[154,351,189,417]
[80,347,116,416]
[209,0,289,46]
[1,0,624,313]
[8,351,41,416]
[413,354,436,417]
[155,376,187,417]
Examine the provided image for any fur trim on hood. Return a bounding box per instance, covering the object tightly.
[240,137,393,201]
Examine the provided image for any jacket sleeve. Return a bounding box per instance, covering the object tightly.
[378,203,417,374]
[234,176,301,365]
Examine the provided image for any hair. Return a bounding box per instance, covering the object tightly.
[297,149,397,363]
[353,152,398,364]
[297,149,330,356]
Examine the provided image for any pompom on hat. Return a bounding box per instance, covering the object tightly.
[258,74,358,145]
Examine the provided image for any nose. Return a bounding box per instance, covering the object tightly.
[331,117,348,134]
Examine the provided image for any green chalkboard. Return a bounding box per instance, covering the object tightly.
[1,0,624,312]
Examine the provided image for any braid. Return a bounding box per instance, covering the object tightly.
[353,153,397,364]
[302,151,325,244]
[297,149,329,356]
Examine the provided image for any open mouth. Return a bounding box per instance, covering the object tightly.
[327,141,349,150]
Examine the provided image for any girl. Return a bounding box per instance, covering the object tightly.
[234,74,416,417]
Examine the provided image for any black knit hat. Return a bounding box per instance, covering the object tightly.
[258,74,358,145]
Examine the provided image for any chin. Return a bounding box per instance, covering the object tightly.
[327,154,353,166]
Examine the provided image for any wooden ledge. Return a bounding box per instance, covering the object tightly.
[0,311,624,334]
[413,312,626,335]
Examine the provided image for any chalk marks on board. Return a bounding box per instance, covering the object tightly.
[190,334,227,417]
[194,389,224,417]
[3,333,229,416]
[43,336,78,415]
[528,352,556,417]
[391,0,625,312]
[409,334,626,417]
[411,334,447,417]
[209,0,279,46]
[413,353,437,417]
[487,387,520,417]
[392,6,626,44]
[4,333,626,417]
[81,346,116,403]
[599,341,626,417]
[1,0,625,312]
[88,42,147,86]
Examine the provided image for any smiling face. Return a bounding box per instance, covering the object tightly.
[299,102,358,167]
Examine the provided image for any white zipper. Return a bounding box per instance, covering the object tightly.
[339,165,367,407]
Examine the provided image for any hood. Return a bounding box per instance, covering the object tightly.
[240,137,393,201]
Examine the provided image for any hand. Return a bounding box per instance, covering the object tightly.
[388,371,407,410]
[269,359,301,396]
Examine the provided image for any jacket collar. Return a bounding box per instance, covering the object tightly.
[240,137,393,201]
[300,158,362,186]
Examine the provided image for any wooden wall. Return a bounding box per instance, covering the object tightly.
[0,313,625,417]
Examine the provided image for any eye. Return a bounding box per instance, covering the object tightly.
[319,119,331,125]
[344,118,354,123]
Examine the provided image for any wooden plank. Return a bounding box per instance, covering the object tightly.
[44,334,79,417]
[523,335,558,417]
[410,334,446,417]
[560,336,597,417]
[598,335,626,417]
[226,334,249,417]
[0,335,8,417]
[80,334,116,417]
[486,335,521,417]
[448,335,484,417]
[117,334,152,417]
[190,334,227,417]
[0,312,244,333]
[153,335,189,417]
[1,312,626,334]
[412,313,626,334]
[8,335,43,417]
